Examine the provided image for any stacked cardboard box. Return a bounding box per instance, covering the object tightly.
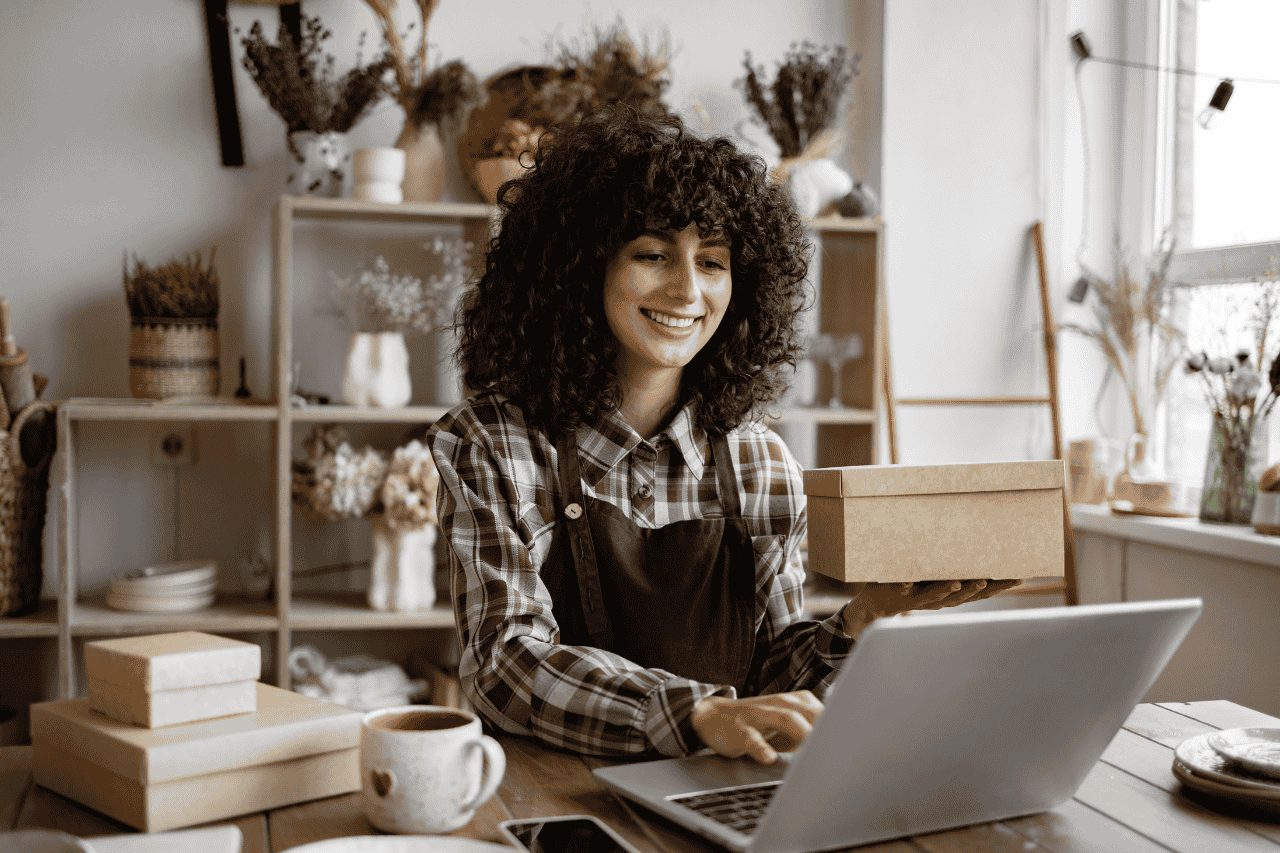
[30,632,362,831]
[85,632,261,728]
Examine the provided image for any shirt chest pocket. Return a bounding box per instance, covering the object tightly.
[750,533,789,595]
[518,502,557,570]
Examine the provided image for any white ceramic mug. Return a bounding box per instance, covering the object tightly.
[360,705,505,834]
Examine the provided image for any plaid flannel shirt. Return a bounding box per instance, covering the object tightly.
[427,392,854,757]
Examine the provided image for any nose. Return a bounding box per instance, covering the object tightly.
[664,255,699,304]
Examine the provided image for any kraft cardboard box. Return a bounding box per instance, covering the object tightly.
[802,461,1066,583]
[29,682,361,831]
[84,631,261,727]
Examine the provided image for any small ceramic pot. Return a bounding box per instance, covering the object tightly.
[1251,491,1280,535]
[353,147,406,204]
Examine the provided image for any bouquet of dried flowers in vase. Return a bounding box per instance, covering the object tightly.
[123,250,221,399]
[1184,279,1280,523]
[240,15,390,155]
[380,440,439,530]
[291,426,389,520]
[1061,237,1184,446]
[362,0,482,202]
[736,42,860,214]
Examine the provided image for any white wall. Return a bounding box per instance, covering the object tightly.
[881,0,1124,464]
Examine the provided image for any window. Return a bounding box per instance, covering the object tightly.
[1154,0,1280,484]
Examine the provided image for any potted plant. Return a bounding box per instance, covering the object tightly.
[123,250,220,399]
[240,14,390,196]
[736,41,861,216]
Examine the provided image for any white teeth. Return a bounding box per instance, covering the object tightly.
[641,308,699,328]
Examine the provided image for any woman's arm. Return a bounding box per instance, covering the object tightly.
[430,406,734,757]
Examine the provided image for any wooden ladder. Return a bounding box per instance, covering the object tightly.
[879,222,1078,605]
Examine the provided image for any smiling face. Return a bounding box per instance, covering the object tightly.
[602,224,733,392]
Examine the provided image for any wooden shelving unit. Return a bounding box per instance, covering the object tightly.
[35,197,880,697]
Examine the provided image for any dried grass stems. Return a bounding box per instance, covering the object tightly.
[362,0,481,130]
[123,250,220,321]
[543,21,673,124]
[1061,237,1184,438]
[738,42,859,158]
[240,15,390,149]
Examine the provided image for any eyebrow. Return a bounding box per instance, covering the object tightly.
[640,229,732,249]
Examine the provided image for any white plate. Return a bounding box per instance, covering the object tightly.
[286,838,513,853]
[114,559,217,587]
[1174,732,1280,792]
[111,579,217,597]
[106,591,216,612]
[1174,759,1280,814]
[1207,727,1280,780]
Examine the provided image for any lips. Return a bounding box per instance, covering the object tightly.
[641,308,702,329]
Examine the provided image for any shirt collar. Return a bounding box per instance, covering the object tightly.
[575,401,708,488]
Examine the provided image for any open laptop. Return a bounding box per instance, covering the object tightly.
[594,598,1202,852]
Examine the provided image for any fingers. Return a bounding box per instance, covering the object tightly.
[743,705,813,748]
[772,690,824,724]
[739,726,778,765]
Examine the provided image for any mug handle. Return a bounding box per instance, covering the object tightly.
[460,735,506,812]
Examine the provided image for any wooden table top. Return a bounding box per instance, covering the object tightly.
[4,700,1280,851]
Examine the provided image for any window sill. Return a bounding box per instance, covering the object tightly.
[1071,504,1280,567]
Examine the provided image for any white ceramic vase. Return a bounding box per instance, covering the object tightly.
[342,332,411,408]
[786,157,854,217]
[287,130,351,197]
[367,518,437,612]
[395,121,446,203]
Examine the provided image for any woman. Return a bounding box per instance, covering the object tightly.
[428,107,1014,765]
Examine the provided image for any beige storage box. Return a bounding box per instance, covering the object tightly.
[85,631,261,727]
[802,461,1066,583]
[30,683,360,831]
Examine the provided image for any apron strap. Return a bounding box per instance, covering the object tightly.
[555,429,615,647]
[710,431,743,519]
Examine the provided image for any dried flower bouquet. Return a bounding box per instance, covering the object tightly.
[326,237,471,334]
[123,250,219,320]
[292,427,439,528]
[737,41,859,159]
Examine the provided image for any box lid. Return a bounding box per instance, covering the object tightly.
[85,631,261,693]
[30,682,359,785]
[802,460,1065,499]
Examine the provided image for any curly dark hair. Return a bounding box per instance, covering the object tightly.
[456,105,811,437]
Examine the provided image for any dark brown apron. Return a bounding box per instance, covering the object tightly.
[540,429,758,690]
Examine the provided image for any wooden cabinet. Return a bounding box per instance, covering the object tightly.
[12,197,885,698]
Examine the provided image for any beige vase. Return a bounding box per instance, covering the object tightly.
[395,121,445,203]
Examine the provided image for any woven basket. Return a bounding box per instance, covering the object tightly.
[0,399,57,616]
[129,318,220,399]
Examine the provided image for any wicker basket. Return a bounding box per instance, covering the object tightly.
[129,317,220,399]
[0,399,57,616]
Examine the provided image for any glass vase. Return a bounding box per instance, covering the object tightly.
[1199,415,1267,524]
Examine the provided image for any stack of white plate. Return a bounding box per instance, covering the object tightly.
[106,559,218,613]
[1174,727,1280,814]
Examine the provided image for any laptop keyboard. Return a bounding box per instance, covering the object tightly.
[670,781,782,835]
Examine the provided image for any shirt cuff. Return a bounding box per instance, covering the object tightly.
[814,611,857,667]
[641,677,737,757]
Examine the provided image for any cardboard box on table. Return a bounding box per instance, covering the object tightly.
[84,631,260,727]
[30,683,360,832]
[802,461,1066,583]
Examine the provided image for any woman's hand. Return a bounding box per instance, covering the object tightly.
[841,579,1022,638]
[690,690,824,765]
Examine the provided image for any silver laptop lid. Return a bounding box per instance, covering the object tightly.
[748,598,1202,853]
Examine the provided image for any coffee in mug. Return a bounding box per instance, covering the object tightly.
[361,704,505,834]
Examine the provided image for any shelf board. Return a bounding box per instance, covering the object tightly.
[0,600,58,638]
[285,196,495,222]
[290,592,454,631]
[70,595,278,635]
[64,398,278,422]
[290,405,450,424]
[768,406,875,426]
[807,215,881,234]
